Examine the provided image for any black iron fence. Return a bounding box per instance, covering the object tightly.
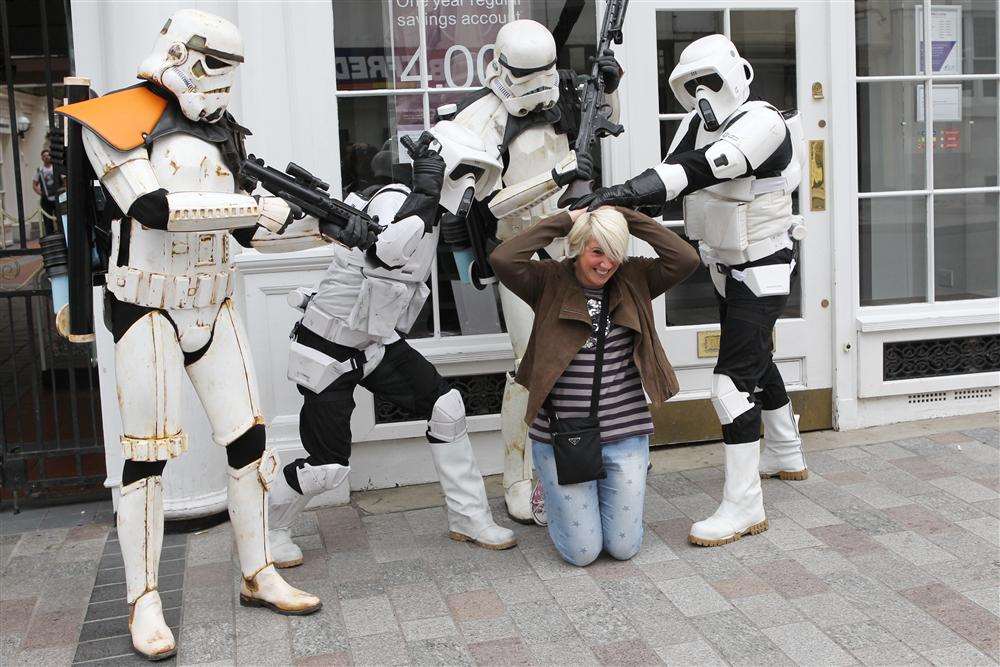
[1,0,106,509]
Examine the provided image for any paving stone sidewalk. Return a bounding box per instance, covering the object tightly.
[2,416,998,666]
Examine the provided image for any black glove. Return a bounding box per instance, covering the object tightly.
[552,150,594,187]
[409,148,445,198]
[594,49,623,94]
[570,168,666,211]
[323,213,378,251]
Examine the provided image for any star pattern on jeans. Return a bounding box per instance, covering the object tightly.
[572,520,580,527]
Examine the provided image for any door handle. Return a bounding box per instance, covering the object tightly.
[808,139,826,212]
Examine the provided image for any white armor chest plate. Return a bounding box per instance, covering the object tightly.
[499,126,570,239]
[108,134,237,310]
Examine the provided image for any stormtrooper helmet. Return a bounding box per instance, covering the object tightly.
[138,9,244,123]
[485,20,559,117]
[668,34,753,132]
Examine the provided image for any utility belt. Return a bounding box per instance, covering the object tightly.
[702,238,796,298]
[286,322,384,394]
[106,265,233,309]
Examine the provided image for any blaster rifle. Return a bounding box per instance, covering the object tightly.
[558,0,630,206]
[240,155,385,247]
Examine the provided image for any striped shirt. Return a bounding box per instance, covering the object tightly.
[529,288,654,444]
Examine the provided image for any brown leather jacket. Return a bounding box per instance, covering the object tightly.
[490,207,700,427]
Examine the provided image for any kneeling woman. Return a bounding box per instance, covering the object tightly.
[491,207,698,565]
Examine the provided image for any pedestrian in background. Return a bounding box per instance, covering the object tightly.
[33,148,59,235]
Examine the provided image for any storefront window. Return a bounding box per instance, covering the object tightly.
[332,0,598,338]
[856,0,999,306]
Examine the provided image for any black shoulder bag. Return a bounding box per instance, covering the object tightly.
[543,287,609,485]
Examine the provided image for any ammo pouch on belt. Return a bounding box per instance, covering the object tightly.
[348,276,409,339]
[287,339,359,393]
[730,261,794,297]
[683,190,750,253]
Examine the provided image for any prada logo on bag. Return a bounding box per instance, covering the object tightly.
[568,437,581,446]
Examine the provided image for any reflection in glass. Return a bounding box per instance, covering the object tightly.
[934,193,999,301]
[857,82,927,193]
[855,1,922,77]
[859,197,928,305]
[730,11,797,112]
[337,96,413,195]
[655,11,724,115]
[521,0,598,75]
[333,0,418,91]
[933,83,998,191]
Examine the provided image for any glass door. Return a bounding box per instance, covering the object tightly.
[615,1,833,442]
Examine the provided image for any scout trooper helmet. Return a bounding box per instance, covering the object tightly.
[138,9,244,124]
[485,20,559,117]
[668,34,753,132]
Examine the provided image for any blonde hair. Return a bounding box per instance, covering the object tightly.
[567,207,629,264]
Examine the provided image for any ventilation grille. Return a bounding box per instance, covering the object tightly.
[884,334,1000,381]
[907,391,948,404]
[954,387,994,401]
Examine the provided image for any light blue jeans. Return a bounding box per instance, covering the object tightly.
[532,435,650,567]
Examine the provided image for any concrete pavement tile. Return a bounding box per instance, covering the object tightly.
[328,550,384,585]
[889,456,954,481]
[71,634,138,664]
[841,483,910,510]
[930,476,999,503]
[902,582,1000,657]
[402,507,448,536]
[868,602,965,653]
[831,509,903,536]
[912,491,988,522]
[818,471,871,487]
[924,526,997,561]
[961,428,999,447]
[429,558,491,594]
[0,597,35,636]
[791,591,869,629]
[647,472,702,499]
[828,447,874,462]
[689,609,779,663]
[490,575,551,606]
[763,621,856,665]
[929,431,977,445]
[388,581,449,621]
[185,527,232,564]
[320,526,369,554]
[655,576,731,617]
[184,561,232,589]
[181,584,234,625]
[680,547,752,581]
[859,442,914,460]
[590,638,661,664]
[289,606,350,659]
[642,489,686,522]
[850,640,930,666]
[669,493,721,521]
[961,586,1000,618]
[406,637,474,666]
[787,547,856,577]
[637,557,696,584]
[447,589,505,622]
[381,558,432,587]
[732,592,805,629]
[921,643,996,665]
[316,504,362,529]
[566,601,639,647]
[521,545,587,582]
[507,601,576,644]
[10,644,77,666]
[649,638,724,665]
[528,637,599,665]
[762,516,825,551]
[233,605,292,665]
[922,558,999,593]
[401,615,459,641]
[543,574,605,611]
[458,616,518,644]
[361,511,412,534]
[177,620,236,664]
[291,511,319,538]
[873,531,957,566]
[349,631,410,666]
[57,537,105,563]
[11,529,68,557]
[467,637,532,665]
[21,606,84,649]
[724,529,793,564]
[848,550,938,591]
[597,575,672,617]
[649,517,696,550]
[824,620,898,651]
[749,558,830,599]
[821,572,902,612]
[587,558,641,581]
[883,504,951,535]
[337,579,387,601]
[710,575,772,599]
[810,523,888,558]
[772,498,844,530]
[629,530,679,566]
[296,651,350,666]
[342,595,399,638]
[956,516,1000,547]
[469,548,533,582]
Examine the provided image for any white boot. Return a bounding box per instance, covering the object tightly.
[429,435,517,550]
[760,402,808,480]
[118,477,176,661]
[228,451,322,614]
[689,441,768,547]
[501,379,534,524]
[269,461,350,568]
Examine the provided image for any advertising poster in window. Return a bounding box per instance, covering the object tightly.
[915,4,962,123]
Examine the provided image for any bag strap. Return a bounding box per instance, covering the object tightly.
[544,286,610,426]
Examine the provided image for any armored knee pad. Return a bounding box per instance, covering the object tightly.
[710,374,754,425]
[426,388,468,443]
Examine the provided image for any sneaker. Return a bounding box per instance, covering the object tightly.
[530,480,547,527]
